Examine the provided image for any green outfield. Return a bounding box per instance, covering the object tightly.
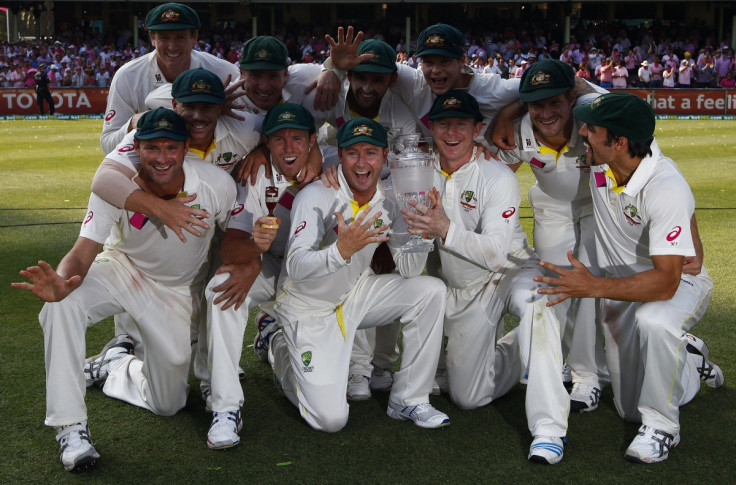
[0,120,734,483]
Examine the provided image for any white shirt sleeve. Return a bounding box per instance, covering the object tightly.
[443,167,521,271]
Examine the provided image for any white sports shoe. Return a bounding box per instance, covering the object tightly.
[56,423,100,472]
[346,374,371,401]
[432,369,449,396]
[528,435,565,464]
[207,410,243,450]
[84,335,134,387]
[685,333,725,388]
[369,366,394,392]
[624,425,680,463]
[569,383,601,413]
[387,400,450,429]
[253,312,279,363]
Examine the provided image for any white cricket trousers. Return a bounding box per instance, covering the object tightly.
[40,250,197,427]
[444,261,569,438]
[601,269,713,435]
[204,268,277,413]
[529,185,606,386]
[270,272,446,433]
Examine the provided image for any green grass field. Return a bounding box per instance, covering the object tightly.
[1,120,734,483]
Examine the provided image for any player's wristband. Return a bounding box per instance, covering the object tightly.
[322,57,347,83]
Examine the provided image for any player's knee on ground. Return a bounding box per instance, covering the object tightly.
[299,385,350,433]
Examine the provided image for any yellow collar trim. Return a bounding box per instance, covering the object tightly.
[188,139,217,159]
[605,168,626,194]
[350,200,370,217]
[538,142,570,162]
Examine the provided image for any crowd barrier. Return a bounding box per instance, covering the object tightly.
[1,88,735,120]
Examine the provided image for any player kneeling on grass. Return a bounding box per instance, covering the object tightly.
[535,92,723,464]
[405,90,570,464]
[204,103,317,449]
[267,117,450,432]
[12,108,236,472]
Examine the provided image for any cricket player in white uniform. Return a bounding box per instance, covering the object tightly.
[496,59,606,412]
[405,90,569,464]
[306,38,419,399]
[203,103,316,449]
[12,108,236,472]
[89,69,260,396]
[101,2,240,154]
[536,92,723,463]
[268,118,450,432]
[325,24,519,146]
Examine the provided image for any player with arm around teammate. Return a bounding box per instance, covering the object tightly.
[267,118,450,432]
[405,91,570,464]
[536,93,723,463]
[12,108,236,472]
[101,2,241,154]
[203,103,317,449]
[495,59,607,412]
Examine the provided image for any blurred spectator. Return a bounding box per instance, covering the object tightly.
[696,56,715,88]
[34,64,55,115]
[719,71,735,88]
[576,61,591,81]
[663,64,677,88]
[678,59,693,87]
[612,59,628,88]
[649,56,664,88]
[638,60,651,88]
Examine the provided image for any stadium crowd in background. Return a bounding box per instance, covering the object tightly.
[1,15,735,89]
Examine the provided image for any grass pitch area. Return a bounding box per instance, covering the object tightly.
[0,120,734,482]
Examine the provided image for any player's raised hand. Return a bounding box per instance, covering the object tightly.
[252,217,280,253]
[325,26,373,71]
[334,206,389,260]
[11,260,82,302]
[212,259,263,311]
[154,194,210,243]
[534,250,597,306]
[236,144,271,186]
[221,74,246,120]
[404,188,450,240]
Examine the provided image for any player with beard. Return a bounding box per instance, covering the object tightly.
[536,93,723,463]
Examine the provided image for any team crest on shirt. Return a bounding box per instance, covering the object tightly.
[215,152,238,171]
[460,191,477,211]
[525,137,535,149]
[530,71,551,86]
[301,351,313,372]
[155,73,163,83]
[623,204,642,226]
